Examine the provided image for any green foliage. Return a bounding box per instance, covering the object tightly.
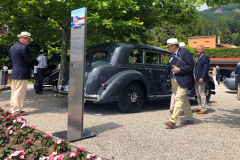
[33,146,48,159]
[0,145,16,159]
[12,130,29,144]
[32,132,43,141]
[41,134,54,147]
[0,132,10,147]
[23,139,35,154]
[53,139,71,152]
[192,47,240,58]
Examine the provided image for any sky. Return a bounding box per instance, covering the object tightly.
[197,3,210,11]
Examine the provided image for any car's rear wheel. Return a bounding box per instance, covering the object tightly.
[117,83,144,113]
[205,83,211,103]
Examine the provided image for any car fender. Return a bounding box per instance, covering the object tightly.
[98,70,148,101]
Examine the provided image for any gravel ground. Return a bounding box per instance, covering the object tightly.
[0,84,240,160]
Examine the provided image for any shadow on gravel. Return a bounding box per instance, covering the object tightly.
[203,108,240,128]
[85,122,123,134]
[225,91,237,94]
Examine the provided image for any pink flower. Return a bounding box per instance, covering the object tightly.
[9,130,13,135]
[49,155,55,160]
[51,152,57,156]
[58,154,64,160]
[17,131,20,134]
[12,151,15,153]
[16,118,22,123]
[20,155,24,159]
[5,117,8,120]
[56,139,64,144]
[27,139,31,143]
[96,157,102,160]
[87,154,95,159]
[46,133,50,137]
[21,149,25,156]
[11,115,15,119]
[0,116,4,118]
[77,147,85,152]
[6,130,9,132]
[30,125,35,129]
[70,152,76,157]
[2,133,6,136]
[7,126,12,130]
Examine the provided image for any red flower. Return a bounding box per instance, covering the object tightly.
[77,147,85,152]
[2,133,6,136]
[5,111,9,114]
[6,130,9,132]
[5,117,8,120]
[17,131,20,134]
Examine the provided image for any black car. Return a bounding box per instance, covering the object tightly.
[59,42,215,113]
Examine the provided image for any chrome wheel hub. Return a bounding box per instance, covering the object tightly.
[130,92,138,102]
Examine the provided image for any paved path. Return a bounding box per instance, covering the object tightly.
[0,84,240,160]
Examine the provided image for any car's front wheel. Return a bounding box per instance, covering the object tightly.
[117,82,144,113]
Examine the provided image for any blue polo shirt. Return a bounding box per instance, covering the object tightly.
[235,65,240,83]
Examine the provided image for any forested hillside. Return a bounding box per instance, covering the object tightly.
[201,4,240,46]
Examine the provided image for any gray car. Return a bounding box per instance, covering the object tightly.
[224,76,236,90]
[58,42,216,113]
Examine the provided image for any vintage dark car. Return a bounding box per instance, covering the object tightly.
[58,42,215,113]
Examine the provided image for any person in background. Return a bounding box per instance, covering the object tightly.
[216,65,220,86]
[192,45,210,114]
[9,31,39,116]
[35,49,48,94]
[212,67,218,85]
[235,62,240,100]
[164,38,194,129]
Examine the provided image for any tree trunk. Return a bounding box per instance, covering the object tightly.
[58,19,70,87]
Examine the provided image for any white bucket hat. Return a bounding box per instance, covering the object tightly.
[166,38,180,47]
[17,31,33,41]
[179,42,186,48]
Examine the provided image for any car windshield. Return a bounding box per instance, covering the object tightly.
[86,49,109,62]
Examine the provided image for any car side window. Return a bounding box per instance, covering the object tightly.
[87,50,108,59]
[129,49,144,63]
[145,51,159,65]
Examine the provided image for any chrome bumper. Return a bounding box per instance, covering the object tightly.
[84,94,101,102]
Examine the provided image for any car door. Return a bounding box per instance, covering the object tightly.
[144,50,171,95]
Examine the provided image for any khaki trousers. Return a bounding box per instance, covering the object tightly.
[238,82,240,100]
[170,79,184,113]
[195,81,207,112]
[170,76,193,124]
[10,79,28,115]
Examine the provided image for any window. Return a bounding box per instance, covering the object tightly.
[145,51,159,65]
[86,49,109,62]
[129,49,144,63]
[2,27,7,34]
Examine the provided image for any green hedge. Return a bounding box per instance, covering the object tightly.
[192,47,240,58]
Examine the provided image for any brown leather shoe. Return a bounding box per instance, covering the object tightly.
[170,109,173,113]
[197,110,207,114]
[180,120,194,125]
[192,108,201,112]
[164,121,176,129]
[17,112,29,116]
[179,113,185,116]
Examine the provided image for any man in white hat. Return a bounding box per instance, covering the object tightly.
[164,38,194,129]
[170,41,186,115]
[9,31,39,116]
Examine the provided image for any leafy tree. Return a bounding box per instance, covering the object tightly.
[234,33,240,46]
[0,0,199,84]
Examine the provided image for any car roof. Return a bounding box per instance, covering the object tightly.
[87,42,170,54]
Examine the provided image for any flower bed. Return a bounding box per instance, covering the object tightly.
[0,106,108,160]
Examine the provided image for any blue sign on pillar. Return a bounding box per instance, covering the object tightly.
[53,7,95,142]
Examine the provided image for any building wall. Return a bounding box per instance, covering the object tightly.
[188,36,216,48]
